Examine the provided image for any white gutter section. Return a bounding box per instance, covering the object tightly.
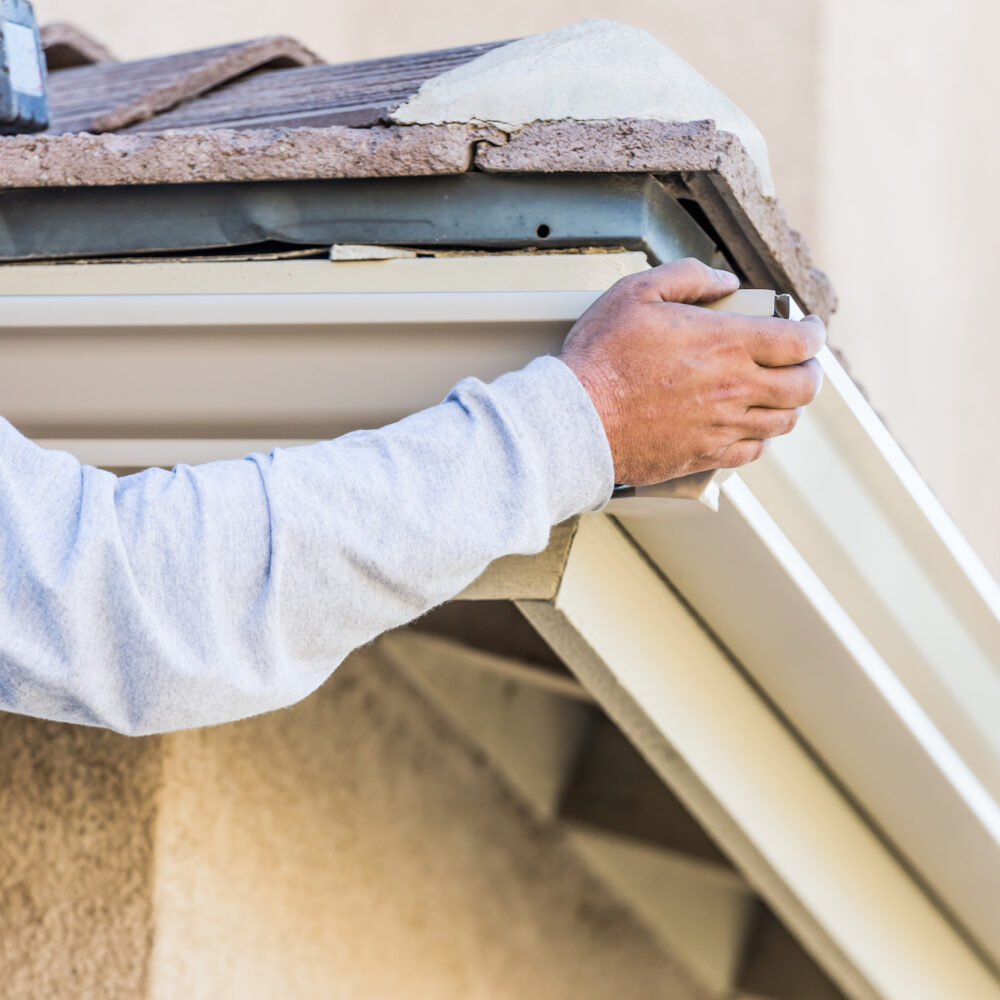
[0,290,600,329]
[618,341,1000,969]
[0,290,597,454]
[3,256,1000,976]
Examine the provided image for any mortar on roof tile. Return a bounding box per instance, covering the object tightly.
[392,19,776,199]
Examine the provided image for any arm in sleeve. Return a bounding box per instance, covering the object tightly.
[0,356,614,735]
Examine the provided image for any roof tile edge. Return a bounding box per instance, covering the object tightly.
[0,124,495,185]
[90,36,325,133]
[40,22,117,69]
[392,20,776,198]
[476,119,836,320]
[0,118,834,320]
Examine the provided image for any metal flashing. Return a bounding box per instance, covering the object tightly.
[0,173,716,265]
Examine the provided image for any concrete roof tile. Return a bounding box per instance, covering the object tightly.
[123,42,506,133]
[40,22,116,70]
[45,36,322,134]
[477,119,836,319]
[0,124,494,185]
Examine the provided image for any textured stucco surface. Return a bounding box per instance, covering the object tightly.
[0,650,708,1000]
[147,648,706,1000]
[0,716,162,1000]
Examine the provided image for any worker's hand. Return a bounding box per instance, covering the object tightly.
[559,258,826,486]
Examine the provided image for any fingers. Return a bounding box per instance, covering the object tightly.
[630,257,741,305]
[739,313,827,367]
[719,438,770,469]
[740,407,802,440]
[752,358,823,409]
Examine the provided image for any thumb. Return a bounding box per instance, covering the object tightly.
[640,257,741,304]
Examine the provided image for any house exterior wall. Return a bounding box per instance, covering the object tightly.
[0,718,161,999]
[34,0,1000,580]
[0,650,705,999]
[147,649,704,1000]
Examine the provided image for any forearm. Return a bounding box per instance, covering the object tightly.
[0,356,613,735]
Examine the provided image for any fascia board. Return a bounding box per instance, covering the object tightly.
[520,515,1000,1000]
[615,344,1000,969]
[0,255,647,453]
[0,289,605,448]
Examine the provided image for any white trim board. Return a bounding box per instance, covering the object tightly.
[615,335,1000,971]
[519,515,1000,1000]
[0,255,646,452]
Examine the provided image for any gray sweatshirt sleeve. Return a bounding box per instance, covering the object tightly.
[0,356,614,735]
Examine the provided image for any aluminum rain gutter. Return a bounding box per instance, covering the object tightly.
[617,337,1000,971]
[0,254,649,460]
[3,255,1000,976]
[3,288,598,461]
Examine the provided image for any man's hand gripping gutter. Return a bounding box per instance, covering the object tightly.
[559,258,827,486]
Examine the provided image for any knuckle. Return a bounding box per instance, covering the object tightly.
[788,326,809,359]
[729,440,766,467]
[778,408,801,435]
[672,257,705,279]
[804,358,824,399]
[625,270,655,291]
[715,376,750,404]
[711,330,745,363]
[721,447,746,470]
[609,272,645,301]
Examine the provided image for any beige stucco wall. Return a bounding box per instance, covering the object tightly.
[0,717,161,999]
[0,652,705,999]
[147,649,703,1000]
[34,0,1000,577]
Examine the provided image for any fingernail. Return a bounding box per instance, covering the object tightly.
[715,269,739,287]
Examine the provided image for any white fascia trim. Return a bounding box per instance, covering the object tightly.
[616,344,1000,968]
[522,515,1000,1000]
[0,290,602,329]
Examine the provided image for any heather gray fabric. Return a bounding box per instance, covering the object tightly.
[0,356,614,735]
